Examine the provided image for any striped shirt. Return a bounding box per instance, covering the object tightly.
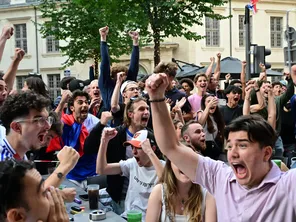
[0,138,28,161]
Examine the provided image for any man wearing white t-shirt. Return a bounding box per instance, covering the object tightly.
[97,128,164,221]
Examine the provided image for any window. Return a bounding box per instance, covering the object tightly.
[270,17,283,48]
[46,34,59,53]
[205,17,220,47]
[239,15,252,47]
[14,24,27,53]
[16,76,27,90]
[47,74,61,100]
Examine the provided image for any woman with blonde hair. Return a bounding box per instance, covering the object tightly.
[146,148,216,222]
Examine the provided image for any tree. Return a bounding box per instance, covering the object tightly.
[38,0,134,74]
[121,0,228,65]
[39,0,228,69]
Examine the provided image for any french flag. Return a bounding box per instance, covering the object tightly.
[248,0,258,14]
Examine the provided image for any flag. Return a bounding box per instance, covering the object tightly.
[248,0,259,14]
[46,113,88,156]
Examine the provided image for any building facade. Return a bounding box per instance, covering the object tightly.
[0,0,295,99]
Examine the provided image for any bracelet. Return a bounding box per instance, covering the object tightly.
[255,88,260,92]
[149,98,166,103]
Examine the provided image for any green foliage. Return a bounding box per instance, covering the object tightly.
[39,0,229,67]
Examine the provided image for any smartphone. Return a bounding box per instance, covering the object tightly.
[78,194,89,201]
[218,99,226,106]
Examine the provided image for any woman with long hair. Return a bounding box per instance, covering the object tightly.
[197,94,225,160]
[146,149,216,222]
[22,76,50,99]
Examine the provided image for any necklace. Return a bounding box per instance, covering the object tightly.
[180,199,185,211]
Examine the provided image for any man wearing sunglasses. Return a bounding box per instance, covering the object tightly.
[0,91,79,188]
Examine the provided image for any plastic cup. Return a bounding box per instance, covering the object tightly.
[273,159,281,168]
[127,210,142,222]
[87,184,100,210]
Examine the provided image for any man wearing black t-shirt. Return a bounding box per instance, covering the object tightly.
[220,85,243,125]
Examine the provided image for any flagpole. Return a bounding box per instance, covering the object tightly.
[245,5,251,81]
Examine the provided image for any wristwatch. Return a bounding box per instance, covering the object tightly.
[56,172,64,179]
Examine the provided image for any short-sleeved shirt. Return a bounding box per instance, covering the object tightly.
[188,94,202,113]
[119,157,165,221]
[220,104,243,126]
[0,138,28,161]
[194,155,296,221]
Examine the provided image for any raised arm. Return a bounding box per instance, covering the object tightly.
[243,84,253,115]
[197,97,218,126]
[146,74,198,181]
[0,26,13,62]
[96,128,122,175]
[99,26,112,89]
[44,146,79,188]
[141,139,164,179]
[55,90,72,117]
[205,57,215,80]
[83,111,113,154]
[240,61,246,99]
[267,88,276,130]
[250,81,265,113]
[3,48,25,91]
[213,53,221,81]
[110,72,125,113]
[278,65,296,108]
[126,31,139,81]
[172,97,186,124]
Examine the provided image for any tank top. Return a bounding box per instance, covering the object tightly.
[160,184,207,222]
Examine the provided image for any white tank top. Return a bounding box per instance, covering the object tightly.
[160,184,207,222]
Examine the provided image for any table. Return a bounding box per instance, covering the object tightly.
[43,176,125,221]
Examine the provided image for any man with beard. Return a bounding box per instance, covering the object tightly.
[0,91,79,188]
[145,72,296,221]
[84,97,157,214]
[111,72,140,126]
[181,120,206,153]
[48,90,98,188]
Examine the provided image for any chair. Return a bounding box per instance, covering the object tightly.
[87,175,107,189]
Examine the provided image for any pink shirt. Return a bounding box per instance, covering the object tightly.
[194,156,296,221]
[188,94,202,113]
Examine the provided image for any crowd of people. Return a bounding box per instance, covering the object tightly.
[0,23,296,222]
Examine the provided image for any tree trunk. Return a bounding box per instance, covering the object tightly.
[153,33,160,67]
[94,53,99,79]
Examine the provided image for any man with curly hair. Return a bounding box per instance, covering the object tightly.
[0,91,79,188]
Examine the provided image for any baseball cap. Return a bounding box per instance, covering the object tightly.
[120,81,138,95]
[69,79,91,92]
[280,80,287,87]
[123,130,156,149]
[60,76,76,90]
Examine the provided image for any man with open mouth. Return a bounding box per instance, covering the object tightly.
[84,96,158,214]
[0,91,79,189]
[145,69,296,221]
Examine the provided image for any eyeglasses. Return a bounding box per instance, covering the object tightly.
[16,116,54,127]
[125,87,139,92]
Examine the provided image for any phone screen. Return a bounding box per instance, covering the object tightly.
[78,194,89,201]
